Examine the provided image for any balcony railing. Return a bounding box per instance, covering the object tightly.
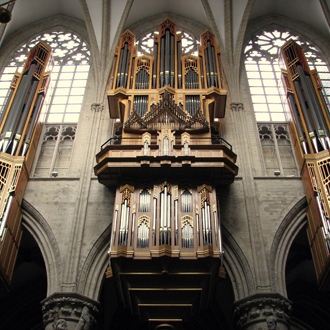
[100,136,233,151]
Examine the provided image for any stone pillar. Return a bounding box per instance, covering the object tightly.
[41,293,100,330]
[233,293,292,330]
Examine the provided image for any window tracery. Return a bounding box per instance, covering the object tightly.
[136,30,199,57]
[245,30,330,122]
[0,31,90,124]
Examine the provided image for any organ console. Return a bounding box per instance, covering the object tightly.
[280,39,330,290]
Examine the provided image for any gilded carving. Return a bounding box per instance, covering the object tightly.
[138,215,150,228]
[174,185,178,200]
[160,181,172,194]
[181,215,193,228]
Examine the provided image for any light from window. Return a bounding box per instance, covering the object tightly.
[0,31,90,124]
[245,30,330,122]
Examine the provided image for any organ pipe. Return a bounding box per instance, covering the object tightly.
[152,38,158,89]
[196,212,200,246]
[281,39,330,284]
[160,36,165,87]
[106,18,228,265]
[153,197,157,245]
[175,199,178,245]
[109,21,225,120]
[165,30,170,86]
[293,80,319,152]
[297,65,327,150]
[170,34,175,87]
[0,194,13,239]
[287,93,308,154]
[177,38,182,88]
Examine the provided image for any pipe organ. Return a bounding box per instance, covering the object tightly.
[280,39,330,290]
[0,41,52,287]
[95,19,237,328]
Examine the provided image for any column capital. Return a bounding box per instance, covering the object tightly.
[41,292,100,330]
[233,293,292,330]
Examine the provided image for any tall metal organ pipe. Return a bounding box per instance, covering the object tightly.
[288,93,308,154]
[293,80,319,152]
[177,39,182,88]
[297,65,327,150]
[11,79,39,155]
[160,36,165,87]
[1,64,36,152]
[305,75,330,148]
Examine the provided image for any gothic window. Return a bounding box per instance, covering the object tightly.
[0,31,90,123]
[244,30,330,122]
[136,30,199,56]
[1,31,91,177]
[258,123,298,176]
[33,124,76,177]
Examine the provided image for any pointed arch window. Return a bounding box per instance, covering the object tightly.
[244,30,330,122]
[0,31,91,177]
[0,31,90,123]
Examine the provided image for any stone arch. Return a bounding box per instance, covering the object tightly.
[78,224,111,300]
[21,199,63,296]
[78,223,254,302]
[0,14,90,75]
[222,225,256,300]
[269,197,308,297]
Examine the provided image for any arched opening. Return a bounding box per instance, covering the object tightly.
[0,227,47,330]
[285,226,330,329]
[98,258,236,330]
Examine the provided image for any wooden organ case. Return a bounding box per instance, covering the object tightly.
[95,19,238,329]
[0,42,52,288]
[280,40,330,290]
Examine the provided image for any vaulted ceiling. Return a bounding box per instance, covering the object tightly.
[2,0,330,57]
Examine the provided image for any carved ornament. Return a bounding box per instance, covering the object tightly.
[124,90,209,131]
[181,215,193,228]
[91,103,104,112]
[233,294,292,330]
[230,102,244,112]
[42,294,100,330]
[138,215,150,228]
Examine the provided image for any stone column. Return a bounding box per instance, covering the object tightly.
[41,293,100,330]
[233,293,292,330]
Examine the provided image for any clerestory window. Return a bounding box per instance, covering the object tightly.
[0,31,90,124]
[244,30,330,122]
[0,31,90,177]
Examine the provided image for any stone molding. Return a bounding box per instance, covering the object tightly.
[230,102,244,112]
[21,199,63,295]
[234,293,292,329]
[42,292,100,330]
